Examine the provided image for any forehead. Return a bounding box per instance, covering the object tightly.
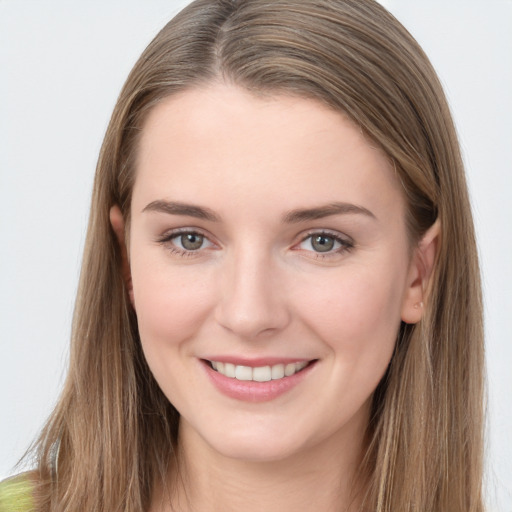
[132,84,404,221]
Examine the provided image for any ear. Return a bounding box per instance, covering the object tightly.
[110,205,135,308]
[401,219,440,324]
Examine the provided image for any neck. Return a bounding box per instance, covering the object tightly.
[153,411,369,512]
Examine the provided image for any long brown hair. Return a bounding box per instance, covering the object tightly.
[30,1,485,510]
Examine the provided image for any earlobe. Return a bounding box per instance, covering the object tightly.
[109,205,135,308]
[401,219,441,324]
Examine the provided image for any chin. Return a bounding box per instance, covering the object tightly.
[183,417,313,463]
[211,435,305,463]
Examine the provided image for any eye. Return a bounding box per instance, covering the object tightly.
[174,232,208,251]
[307,234,338,252]
[157,229,215,255]
[296,231,353,256]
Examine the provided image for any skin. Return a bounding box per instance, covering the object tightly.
[111,83,439,512]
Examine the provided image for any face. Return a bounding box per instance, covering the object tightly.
[119,84,423,462]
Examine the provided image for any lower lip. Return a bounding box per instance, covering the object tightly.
[202,360,317,403]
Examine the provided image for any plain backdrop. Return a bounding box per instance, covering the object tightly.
[1,1,511,510]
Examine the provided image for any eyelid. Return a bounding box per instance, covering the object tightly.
[157,226,211,241]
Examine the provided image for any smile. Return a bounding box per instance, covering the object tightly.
[203,358,317,402]
[209,360,310,382]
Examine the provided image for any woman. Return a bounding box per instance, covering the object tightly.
[0,0,485,510]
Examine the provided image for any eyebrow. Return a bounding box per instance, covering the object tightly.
[142,200,221,222]
[282,202,376,223]
[142,200,375,223]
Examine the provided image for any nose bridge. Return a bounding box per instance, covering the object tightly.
[215,242,289,339]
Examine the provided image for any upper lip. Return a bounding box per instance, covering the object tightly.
[202,356,315,367]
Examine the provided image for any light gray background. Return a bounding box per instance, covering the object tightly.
[1,1,511,510]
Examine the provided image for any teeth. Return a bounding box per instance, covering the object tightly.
[235,365,252,381]
[253,366,271,382]
[271,364,284,379]
[224,362,236,378]
[284,363,296,377]
[210,360,309,381]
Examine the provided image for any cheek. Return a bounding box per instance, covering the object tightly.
[129,259,218,404]
[295,260,406,362]
[131,259,215,350]
[290,261,407,424]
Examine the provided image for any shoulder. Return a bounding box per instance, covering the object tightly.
[0,473,35,512]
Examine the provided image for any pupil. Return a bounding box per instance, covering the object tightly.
[312,235,334,252]
[181,233,203,250]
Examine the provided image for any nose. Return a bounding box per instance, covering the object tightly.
[214,249,291,340]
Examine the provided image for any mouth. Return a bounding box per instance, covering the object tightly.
[206,360,315,382]
[202,358,318,402]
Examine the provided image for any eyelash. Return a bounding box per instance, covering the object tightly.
[156,229,354,259]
